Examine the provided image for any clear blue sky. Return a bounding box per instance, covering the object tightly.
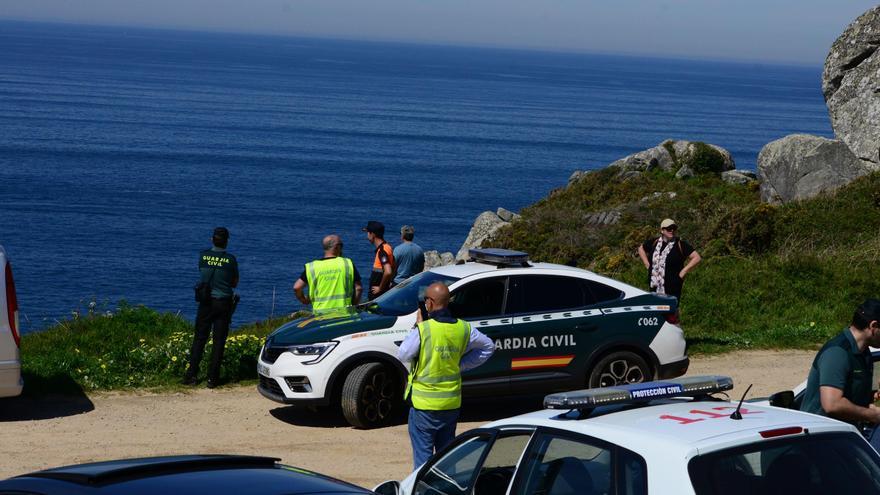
[3,0,877,64]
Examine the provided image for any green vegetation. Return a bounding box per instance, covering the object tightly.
[493,167,880,353]
[20,303,296,396]
[20,168,880,395]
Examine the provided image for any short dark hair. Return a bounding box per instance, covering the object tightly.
[402,232,414,241]
[852,299,880,330]
[212,227,229,248]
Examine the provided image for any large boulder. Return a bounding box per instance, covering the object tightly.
[757,134,868,203]
[822,5,880,167]
[722,169,758,186]
[456,208,519,260]
[608,140,735,178]
[424,250,455,269]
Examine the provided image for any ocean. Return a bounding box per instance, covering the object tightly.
[0,21,833,332]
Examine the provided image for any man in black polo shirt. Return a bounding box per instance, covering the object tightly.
[801,299,880,447]
[184,227,239,388]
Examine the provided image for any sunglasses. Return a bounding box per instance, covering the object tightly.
[663,225,678,231]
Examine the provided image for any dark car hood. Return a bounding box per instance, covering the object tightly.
[267,308,398,346]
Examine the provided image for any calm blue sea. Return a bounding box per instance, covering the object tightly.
[0,21,833,333]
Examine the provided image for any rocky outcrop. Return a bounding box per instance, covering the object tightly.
[757,134,868,203]
[424,250,455,269]
[608,140,735,179]
[456,208,520,260]
[822,5,880,167]
[567,140,735,187]
[722,170,758,186]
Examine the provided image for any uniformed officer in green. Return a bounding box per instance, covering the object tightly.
[397,282,495,468]
[184,227,239,388]
[294,234,362,312]
[801,299,880,447]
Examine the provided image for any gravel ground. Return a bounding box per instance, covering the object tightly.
[0,349,815,487]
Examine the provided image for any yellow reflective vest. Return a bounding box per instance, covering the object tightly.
[305,257,355,311]
[406,318,471,411]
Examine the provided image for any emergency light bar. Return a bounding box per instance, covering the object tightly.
[468,248,530,266]
[544,375,734,410]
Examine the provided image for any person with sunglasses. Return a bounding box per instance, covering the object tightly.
[397,282,495,469]
[637,218,701,302]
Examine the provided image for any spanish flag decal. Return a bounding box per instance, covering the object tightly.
[511,355,575,370]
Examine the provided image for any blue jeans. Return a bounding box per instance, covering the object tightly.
[408,407,460,469]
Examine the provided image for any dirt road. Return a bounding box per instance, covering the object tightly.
[0,350,814,487]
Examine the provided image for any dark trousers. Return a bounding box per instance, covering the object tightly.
[186,297,232,382]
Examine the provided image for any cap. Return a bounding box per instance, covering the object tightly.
[362,221,385,237]
[660,218,677,229]
[401,225,415,236]
[213,227,230,240]
[857,299,880,322]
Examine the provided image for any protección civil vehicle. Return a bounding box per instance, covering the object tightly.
[374,376,880,495]
[257,249,688,428]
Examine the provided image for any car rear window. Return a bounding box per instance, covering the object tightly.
[688,432,880,495]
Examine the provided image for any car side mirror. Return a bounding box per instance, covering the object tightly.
[373,480,400,495]
[769,390,795,409]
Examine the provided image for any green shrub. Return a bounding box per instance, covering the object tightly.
[686,142,727,175]
[21,303,295,394]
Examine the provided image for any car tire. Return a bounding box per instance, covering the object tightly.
[588,351,651,388]
[341,362,400,429]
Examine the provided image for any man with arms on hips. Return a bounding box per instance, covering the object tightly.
[294,234,361,312]
[801,299,880,448]
[363,220,396,299]
[392,225,424,286]
[397,282,495,468]
[637,218,701,301]
[184,227,238,388]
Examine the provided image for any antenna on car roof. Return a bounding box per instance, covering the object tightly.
[729,384,753,420]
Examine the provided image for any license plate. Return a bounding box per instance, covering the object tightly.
[257,363,270,377]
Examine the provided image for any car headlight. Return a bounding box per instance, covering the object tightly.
[287,342,338,364]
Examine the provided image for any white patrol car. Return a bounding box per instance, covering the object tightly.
[374,376,880,495]
[258,249,688,428]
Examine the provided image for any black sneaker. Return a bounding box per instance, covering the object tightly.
[182,376,197,386]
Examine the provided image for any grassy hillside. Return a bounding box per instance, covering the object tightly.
[492,166,880,352]
[20,303,295,395]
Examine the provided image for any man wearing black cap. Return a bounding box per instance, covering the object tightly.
[184,227,239,388]
[801,299,880,446]
[363,221,396,299]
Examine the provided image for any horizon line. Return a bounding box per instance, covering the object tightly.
[0,17,824,69]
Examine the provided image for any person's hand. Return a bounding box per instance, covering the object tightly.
[874,388,880,402]
[870,404,880,423]
[416,308,423,324]
[679,269,687,279]
[370,286,380,295]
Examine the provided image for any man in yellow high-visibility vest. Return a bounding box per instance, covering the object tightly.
[294,235,362,311]
[398,282,494,468]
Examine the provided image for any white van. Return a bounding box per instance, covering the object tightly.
[0,246,22,397]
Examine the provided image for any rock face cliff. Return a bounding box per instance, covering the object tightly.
[757,134,868,203]
[822,5,880,167]
[455,208,520,261]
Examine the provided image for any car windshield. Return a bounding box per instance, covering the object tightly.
[369,271,459,316]
[688,431,880,494]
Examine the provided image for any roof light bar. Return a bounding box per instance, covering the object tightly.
[544,375,734,410]
[468,248,529,265]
